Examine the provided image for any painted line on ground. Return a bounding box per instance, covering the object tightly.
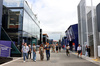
[0,57,22,66]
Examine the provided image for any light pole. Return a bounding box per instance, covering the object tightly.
[91,0,98,59]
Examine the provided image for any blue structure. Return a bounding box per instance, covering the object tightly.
[61,37,67,46]
[49,39,53,44]
[65,24,78,51]
[0,41,12,57]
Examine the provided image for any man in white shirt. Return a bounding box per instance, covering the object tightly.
[22,43,29,62]
[77,44,82,58]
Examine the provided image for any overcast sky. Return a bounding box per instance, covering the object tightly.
[27,0,80,32]
[26,0,100,40]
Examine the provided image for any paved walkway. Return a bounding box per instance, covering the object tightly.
[1,50,100,66]
[72,52,100,65]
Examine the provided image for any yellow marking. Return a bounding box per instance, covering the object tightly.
[75,53,78,54]
[92,59,100,62]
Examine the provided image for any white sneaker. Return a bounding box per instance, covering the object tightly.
[23,61,25,63]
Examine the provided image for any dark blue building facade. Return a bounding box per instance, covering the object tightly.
[65,24,78,51]
[61,37,67,46]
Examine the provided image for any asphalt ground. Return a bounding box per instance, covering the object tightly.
[1,50,99,66]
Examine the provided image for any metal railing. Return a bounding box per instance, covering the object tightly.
[0,44,12,57]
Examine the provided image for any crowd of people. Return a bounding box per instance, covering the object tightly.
[21,42,62,62]
[21,43,91,62]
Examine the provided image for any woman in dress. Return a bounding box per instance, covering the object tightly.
[39,44,44,61]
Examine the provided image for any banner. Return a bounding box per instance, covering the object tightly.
[0,40,11,57]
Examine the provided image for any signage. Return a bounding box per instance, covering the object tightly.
[1,47,8,50]
[0,41,11,57]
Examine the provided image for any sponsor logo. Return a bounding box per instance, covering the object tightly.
[1,47,8,50]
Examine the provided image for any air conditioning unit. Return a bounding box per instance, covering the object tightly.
[98,46,100,57]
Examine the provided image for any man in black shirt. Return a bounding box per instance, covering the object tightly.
[87,46,91,57]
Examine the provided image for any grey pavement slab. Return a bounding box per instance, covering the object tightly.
[1,50,100,66]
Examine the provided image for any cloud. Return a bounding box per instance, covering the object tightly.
[30,0,100,31]
[25,0,80,40]
[26,0,100,40]
[30,0,80,31]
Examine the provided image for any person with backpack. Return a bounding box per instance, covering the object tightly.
[39,44,44,61]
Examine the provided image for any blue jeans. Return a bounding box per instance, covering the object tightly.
[23,53,28,61]
[85,51,88,56]
[46,51,50,60]
[33,52,36,61]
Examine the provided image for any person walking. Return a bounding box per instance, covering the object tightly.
[39,44,44,61]
[45,43,50,61]
[21,43,25,57]
[59,44,62,52]
[51,44,54,52]
[66,45,70,56]
[53,44,55,52]
[22,43,25,48]
[63,45,65,49]
[87,46,91,57]
[56,43,59,53]
[77,44,82,58]
[85,45,88,56]
[33,44,36,62]
[22,43,29,62]
[28,44,31,59]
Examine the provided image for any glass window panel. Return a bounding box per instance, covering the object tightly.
[3,0,24,7]
[23,4,40,38]
[8,9,23,29]
[24,1,40,26]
